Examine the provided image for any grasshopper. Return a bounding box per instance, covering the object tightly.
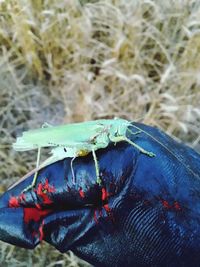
[13,118,155,192]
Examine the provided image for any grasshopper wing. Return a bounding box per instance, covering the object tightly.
[12,121,105,151]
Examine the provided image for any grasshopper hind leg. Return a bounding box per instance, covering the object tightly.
[22,147,41,192]
[124,136,155,157]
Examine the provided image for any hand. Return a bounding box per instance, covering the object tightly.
[0,122,200,267]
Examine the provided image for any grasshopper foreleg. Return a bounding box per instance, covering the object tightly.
[71,156,76,184]
[92,149,101,185]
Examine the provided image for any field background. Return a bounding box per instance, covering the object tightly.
[0,0,200,266]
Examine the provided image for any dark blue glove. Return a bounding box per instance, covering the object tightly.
[0,122,200,267]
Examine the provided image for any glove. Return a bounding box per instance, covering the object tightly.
[0,122,200,267]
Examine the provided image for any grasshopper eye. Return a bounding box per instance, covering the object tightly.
[90,136,97,145]
[64,148,67,152]
[114,132,119,137]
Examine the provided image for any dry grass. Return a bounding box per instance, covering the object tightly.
[0,0,200,265]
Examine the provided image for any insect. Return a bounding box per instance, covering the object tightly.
[13,118,155,192]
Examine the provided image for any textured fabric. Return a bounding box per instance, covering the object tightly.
[0,122,200,267]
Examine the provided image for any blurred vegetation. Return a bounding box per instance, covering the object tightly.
[0,0,200,265]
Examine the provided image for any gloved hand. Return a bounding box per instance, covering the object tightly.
[0,122,200,267]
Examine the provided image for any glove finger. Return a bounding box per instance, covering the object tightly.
[40,206,118,266]
[0,207,40,248]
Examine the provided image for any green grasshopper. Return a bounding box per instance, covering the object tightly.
[13,118,155,192]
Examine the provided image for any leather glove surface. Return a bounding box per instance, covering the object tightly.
[0,122,200,267]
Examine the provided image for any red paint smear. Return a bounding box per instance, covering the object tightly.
[39,220,45,241]
[161,199,182,212]
[9,196,20,208]
[36,179,55,205]
[161,200,171,209]
[103,204,111,213]
[35,203,42,209]
[174,201,181,211]
[19,193,26,202]
[79,188,85,198]
[24,207,52,224]
[102,188,109,201]
[99,209,103,217]
[9,193,26,208]
[94,210,99,224]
